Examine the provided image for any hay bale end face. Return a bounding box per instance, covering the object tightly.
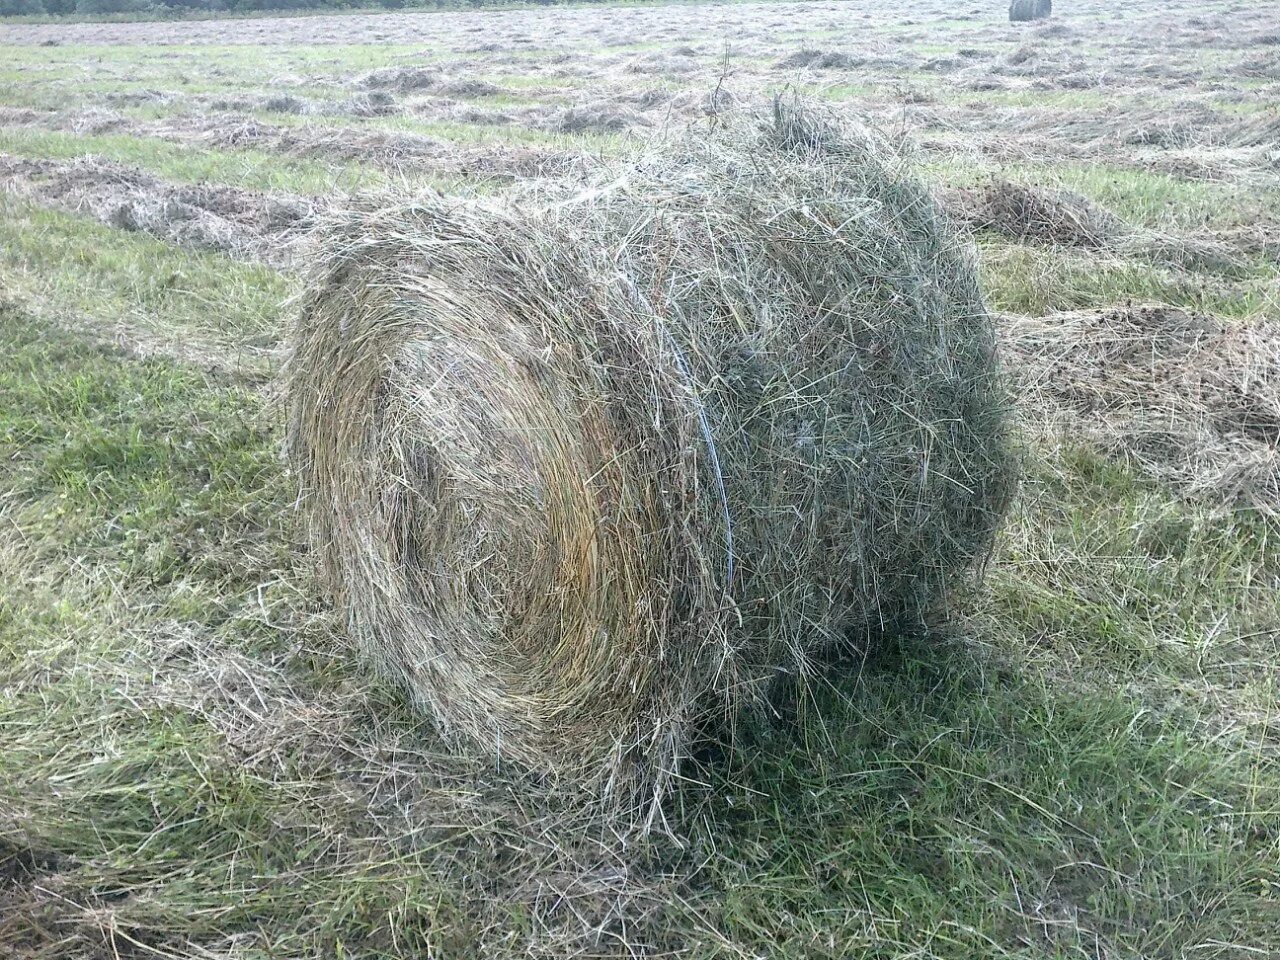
[286,103,1013,814]
[1010,0,1052,22]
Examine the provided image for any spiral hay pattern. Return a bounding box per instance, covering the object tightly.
[286,103,1013,812]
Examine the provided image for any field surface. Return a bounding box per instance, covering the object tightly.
[1,0,1278,957]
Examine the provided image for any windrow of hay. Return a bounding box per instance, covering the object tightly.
[0,155,313,267]
[1003,304,1280,513]
[950,179,1125,248]
[775,48,859,70]
[285,101,1014,818]
[944,179,1247,273]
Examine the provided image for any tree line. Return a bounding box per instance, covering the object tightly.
[1,0,583,17]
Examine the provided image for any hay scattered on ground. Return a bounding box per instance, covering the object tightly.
[356,65,440,93]
[209,118,449,166]
[0,155,314,266]
[951,179,1126,248]
[342,89,398,117]
[944,179,1249,272]
[1117,230,1244,275]
[552,100,649,134]
[285,101,1013,819]
[776,48,858,70]
[435,78,505,98]
[260,92,309,115]
[1004,304,1280,512]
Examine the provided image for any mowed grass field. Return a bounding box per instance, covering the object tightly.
[2,0,1279,957]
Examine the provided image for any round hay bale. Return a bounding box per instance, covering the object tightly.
[285,102,1013,812]
[1010,0,1052,22]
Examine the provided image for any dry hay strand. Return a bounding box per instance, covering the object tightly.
[285,100,1014,818]
[1010,0,1052,22]
[1004,304,1280,513]
[1116,230,1245,275]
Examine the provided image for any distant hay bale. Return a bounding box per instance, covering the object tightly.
[285,102,1013,813]
[1010,0,1052,22]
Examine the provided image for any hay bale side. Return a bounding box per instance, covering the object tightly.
[1010,0,1052,22]
[285,102,1013,815]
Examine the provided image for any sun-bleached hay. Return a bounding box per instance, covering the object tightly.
[285,102,1013,817]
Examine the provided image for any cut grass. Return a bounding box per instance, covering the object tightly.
[0,125,387,194]
[1035,162,1280,233]
[955,88,1131,111]
[0,299,1277,958]
[1,1,1279,955]
[679,637,1279,958]
[0,195,291,365]
[979,239,1274,320]
[989,443,1280,696]
[926,156,1280,234]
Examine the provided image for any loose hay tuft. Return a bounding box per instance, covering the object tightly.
[951,179,1124,248]
[285,101,1014,816]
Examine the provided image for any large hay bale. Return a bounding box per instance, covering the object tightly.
[286,102,1013,813]
[1010,0,1052,22]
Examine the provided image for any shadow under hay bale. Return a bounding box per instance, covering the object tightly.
[1010,0,1052,22]
[285,101,1014,821]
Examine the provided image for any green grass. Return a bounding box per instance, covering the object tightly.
[2,4,1280,956]
[979,240,1273,320]
[1,40,439,76]
[1031,163,1280,233]
[682,643,1278,957]
[922,153,1280,233]
[1,305,1276,959]
[0,42,450,112]
[0,125,387,193]
[0,196,291,366]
